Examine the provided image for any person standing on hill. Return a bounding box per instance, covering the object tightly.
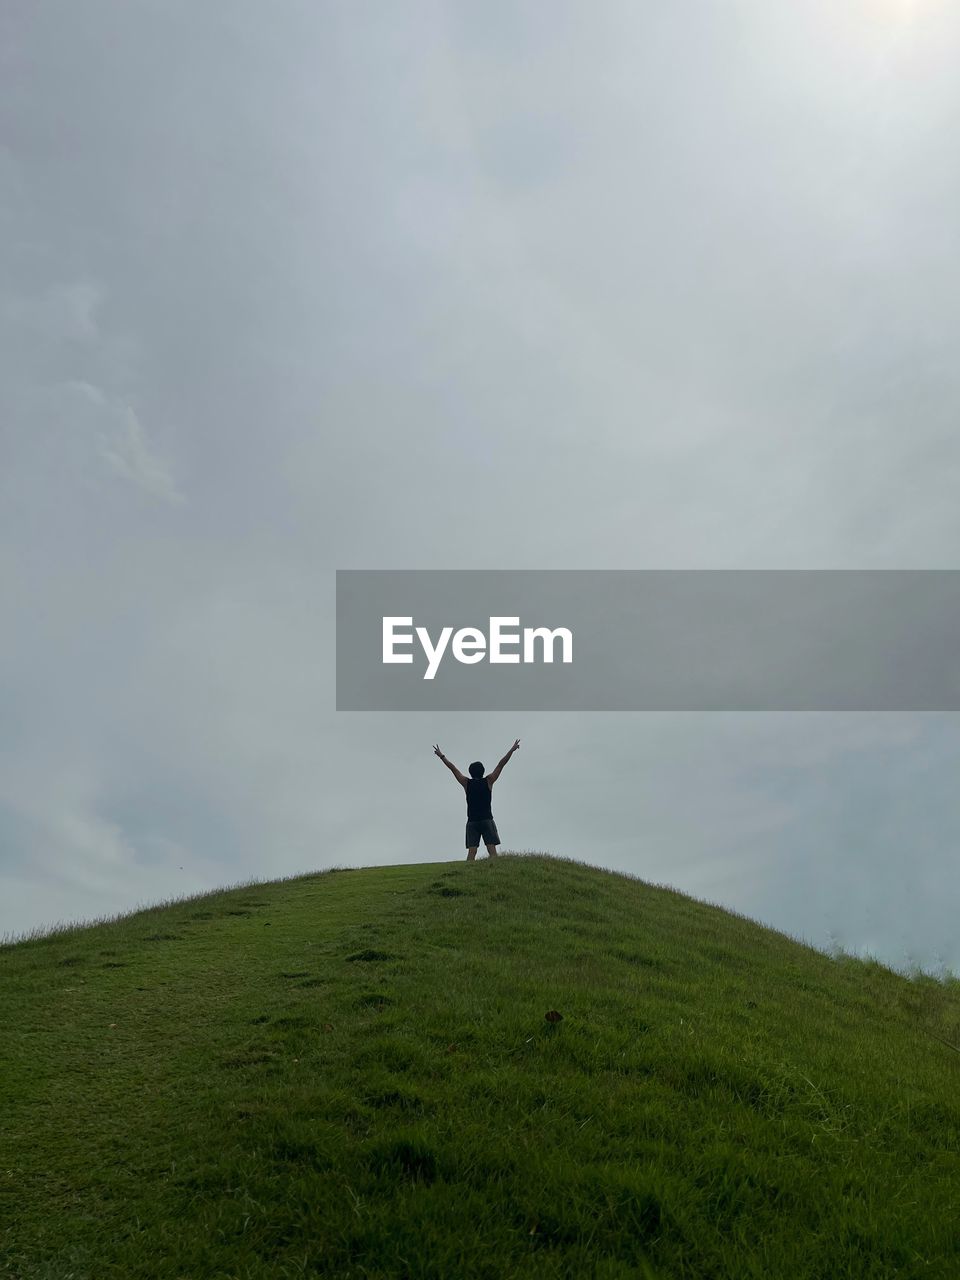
[433,739,520,861]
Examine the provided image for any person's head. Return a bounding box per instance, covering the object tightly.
[468,761,485,779]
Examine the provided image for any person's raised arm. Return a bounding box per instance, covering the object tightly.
[486,738,520,786]
[433,744,467,787]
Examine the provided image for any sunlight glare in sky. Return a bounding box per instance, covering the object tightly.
[819,0,955,82]
[868,0,942,22]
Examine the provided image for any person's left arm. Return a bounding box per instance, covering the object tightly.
[433,744,467,787]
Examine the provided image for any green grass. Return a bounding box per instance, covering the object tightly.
[2,853,959,1279]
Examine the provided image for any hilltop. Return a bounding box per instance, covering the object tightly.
[2,854,959,1279]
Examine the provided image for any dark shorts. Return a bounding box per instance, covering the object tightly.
[466,817,500,848]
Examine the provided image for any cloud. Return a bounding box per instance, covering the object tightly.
[2,278,103,343]
[64,381,185,504]
[96,402,185,505]
[4,1,960,974]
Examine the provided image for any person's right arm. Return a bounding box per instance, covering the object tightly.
[486,738,520,787]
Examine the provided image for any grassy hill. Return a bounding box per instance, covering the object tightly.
[2,853,959,1280]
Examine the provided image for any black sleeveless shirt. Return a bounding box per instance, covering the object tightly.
[465,777,493,820]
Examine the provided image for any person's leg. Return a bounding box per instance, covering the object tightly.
[481,818,500,860]
[465,819,480,862]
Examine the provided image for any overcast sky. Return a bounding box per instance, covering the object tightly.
[3,1,959,974]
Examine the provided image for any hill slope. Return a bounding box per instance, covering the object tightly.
[2,854,959,1279]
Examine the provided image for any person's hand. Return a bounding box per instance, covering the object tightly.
[433,744,444,758]
[512,738,521,753]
